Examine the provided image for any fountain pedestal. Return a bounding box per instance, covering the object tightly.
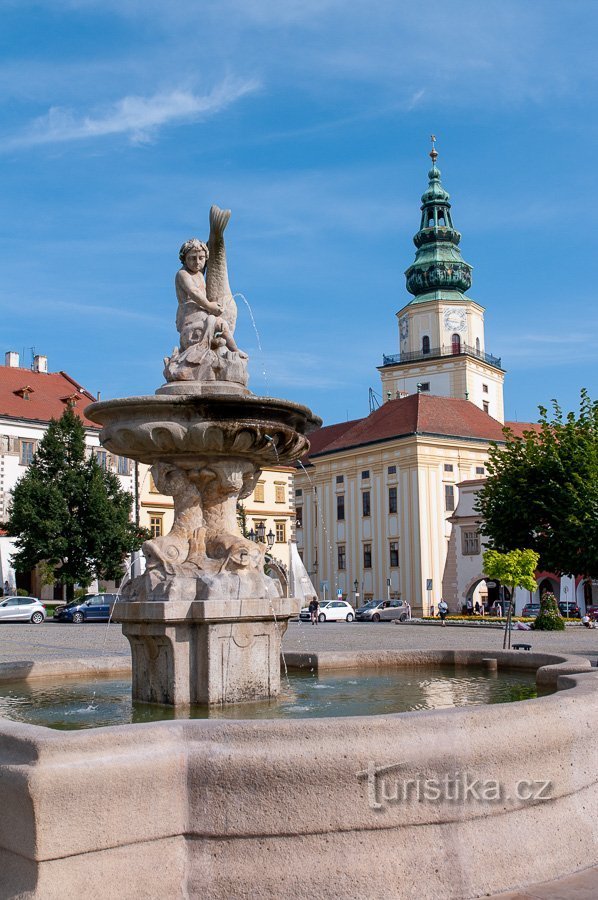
[115,598,299,706]
[85,205,320,708]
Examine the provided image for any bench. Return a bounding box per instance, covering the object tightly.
[512,643,532,651]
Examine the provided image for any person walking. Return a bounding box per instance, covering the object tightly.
[309,597,320,625]
[438,598,448,627]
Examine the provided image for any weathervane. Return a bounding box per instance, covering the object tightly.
[430,134,438,164]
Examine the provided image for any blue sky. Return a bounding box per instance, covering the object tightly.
[0,0,596,426]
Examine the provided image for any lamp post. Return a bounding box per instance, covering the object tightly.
[353,578,359,609]
[255,521,266,543]
[266,529,275,549]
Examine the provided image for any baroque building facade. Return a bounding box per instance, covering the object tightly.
[295,148,534,615]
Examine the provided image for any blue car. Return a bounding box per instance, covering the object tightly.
[53,593,118,624]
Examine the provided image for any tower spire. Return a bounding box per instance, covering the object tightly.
[404,143,472,301]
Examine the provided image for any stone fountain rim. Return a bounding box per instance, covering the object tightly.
[85,392,323,427]
[0,648,594,742]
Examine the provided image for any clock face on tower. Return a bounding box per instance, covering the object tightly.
[399,315,409,341]
[443,307,466,332]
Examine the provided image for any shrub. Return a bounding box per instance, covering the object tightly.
[16,587,29,596]
[534,592,565,631]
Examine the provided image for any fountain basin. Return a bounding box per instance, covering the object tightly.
[0,649,596,899]
[85,393,321,466]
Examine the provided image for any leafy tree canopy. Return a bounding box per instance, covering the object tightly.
[483,549,539,594]
[477,390,598,577]
[7,408,145,598]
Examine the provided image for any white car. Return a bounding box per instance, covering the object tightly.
[0,596,46,624]
[299,600,355,623]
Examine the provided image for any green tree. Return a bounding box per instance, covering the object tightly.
[483,548,539,648]
[477,390,598,578]
[7,408,146,600]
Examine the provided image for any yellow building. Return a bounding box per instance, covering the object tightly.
[296,148,533,614]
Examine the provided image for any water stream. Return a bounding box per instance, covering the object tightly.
[296,459,338,599]
[234,292,269,395]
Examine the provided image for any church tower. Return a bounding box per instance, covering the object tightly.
[379,139,505,422]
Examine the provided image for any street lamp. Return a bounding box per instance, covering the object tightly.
[248,528,256,542]
[353,579,358,593]
[255,521,266,542]
[266,529,275,548]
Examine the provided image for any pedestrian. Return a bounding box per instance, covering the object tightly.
[3,580,8,596]
[430,603,435,618]
[438,598,448,626]
[474,601,481,615]
[309,597,319,625]
[466,598,473,616]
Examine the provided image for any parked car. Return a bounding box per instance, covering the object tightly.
[558,600,581,619]
[53,593,118,624]
[521,603,541,618]
[0,596,46,624]
[299,600,355,623]
[355,599,410,623]
[52,593,98,618]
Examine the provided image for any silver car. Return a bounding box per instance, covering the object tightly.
[0,596,46,624]
[355,599,410,623]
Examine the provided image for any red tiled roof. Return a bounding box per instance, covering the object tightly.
[504,420,542,439]
[304,418,361,461]
[0,366,99,428]
[308,395,531,458]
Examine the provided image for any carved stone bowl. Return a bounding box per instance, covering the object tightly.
[85,393,322,467]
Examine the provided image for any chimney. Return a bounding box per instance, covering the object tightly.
[33,354,48,374]
[5,351,19,368]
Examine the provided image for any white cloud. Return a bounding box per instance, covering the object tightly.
[1,79,259,150]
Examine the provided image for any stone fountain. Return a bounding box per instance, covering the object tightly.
[86,205,320,706]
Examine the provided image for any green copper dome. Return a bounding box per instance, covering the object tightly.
[405,150,472,301]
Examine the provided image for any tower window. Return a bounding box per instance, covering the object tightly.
[451,334,461,355]
[482,383,488,393]
[483,401,489,414]
[337,495,345,521]
[362,491,371,517]
[422,335,430,355]
[445,484,455,512]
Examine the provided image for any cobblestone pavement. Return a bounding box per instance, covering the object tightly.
[0,619,596,665]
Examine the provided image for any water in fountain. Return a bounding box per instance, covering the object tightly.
[0,665,547,730]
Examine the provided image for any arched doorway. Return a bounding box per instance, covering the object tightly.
[538,577,559,601]
[451,333,461,355]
